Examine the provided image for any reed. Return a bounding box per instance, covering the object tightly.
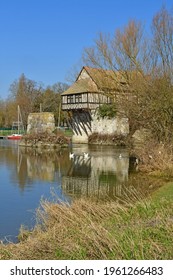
[0,184,173,260]
[133,139,173,178]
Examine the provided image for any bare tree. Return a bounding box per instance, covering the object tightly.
[81,7,173,142]
[82,20,150,131]
[152,6,173,78]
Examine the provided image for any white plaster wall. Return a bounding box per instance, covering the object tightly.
[91,114,129,135]
[71,111,129,144]
[72,133,89,144]
[78,68,90,80]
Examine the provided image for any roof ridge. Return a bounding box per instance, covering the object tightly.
[84,65,114,72]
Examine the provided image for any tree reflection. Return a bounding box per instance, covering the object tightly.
[0,141,163,201]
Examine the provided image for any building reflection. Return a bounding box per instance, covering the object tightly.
[18,145,131,200]
[61,146,130,201]
[2,142,142,200]
[0,139,163,204]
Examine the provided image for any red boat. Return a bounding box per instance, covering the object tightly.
[7,105,24,140]
[7,134,22,140]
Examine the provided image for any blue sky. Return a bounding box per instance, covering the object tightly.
[0,0,172,98]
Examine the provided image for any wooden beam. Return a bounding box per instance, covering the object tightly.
[85,121,92,132]
[83,111,92,131]
[86,110,92,121]
[73,113,83,135]
[76,111,89,135]
[72,119,80,135]
[67,111,79,135]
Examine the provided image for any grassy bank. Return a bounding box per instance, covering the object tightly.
[0,129,25,136]
[0,183,173,260]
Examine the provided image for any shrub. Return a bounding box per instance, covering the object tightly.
[97,104,117,119]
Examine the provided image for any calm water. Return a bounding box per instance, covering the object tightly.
[0,139,156,242]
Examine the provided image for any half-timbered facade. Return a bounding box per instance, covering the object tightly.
[61,66,115,111]
[61,66,129,143]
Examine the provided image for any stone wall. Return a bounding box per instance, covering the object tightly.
[71,111,129,144]
[72,133,90,144]
[91,114,129,135]
[27,112,55,134]
[71,111,92,144]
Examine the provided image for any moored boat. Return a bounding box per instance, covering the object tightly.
[7,134,22,140]
[7,105,24,140]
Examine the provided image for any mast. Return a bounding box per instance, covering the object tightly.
[17,105,24,134]
[18,105,19,134]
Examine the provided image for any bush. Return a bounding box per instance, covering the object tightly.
[88,132,128,146]
[132,139,173,176]
[97,104,117,119]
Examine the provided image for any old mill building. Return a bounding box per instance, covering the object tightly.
[61,66,129,143]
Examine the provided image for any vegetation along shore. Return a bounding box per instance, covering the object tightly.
[0,181,172,260]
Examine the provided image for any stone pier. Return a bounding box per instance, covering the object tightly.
[27,112,55,134]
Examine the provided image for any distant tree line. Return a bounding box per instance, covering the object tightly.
[0,74,69,129]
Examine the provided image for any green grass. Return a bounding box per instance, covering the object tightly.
[0,187,173,260]
[110,201,173,259]
[63,129,73,137]
[0,130,25,136]
[151,182,173,202]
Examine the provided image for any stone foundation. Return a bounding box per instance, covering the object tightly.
[72,133,90,144]
[71,110,129,144]
[27,112,55,134]
[92,115,129,135]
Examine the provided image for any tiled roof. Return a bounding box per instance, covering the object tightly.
[83,66,126,90]
[61,77,98,95]
[61,66,127,96]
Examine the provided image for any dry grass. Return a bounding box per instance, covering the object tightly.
[88,132,131,146]
[0,190,173,260]
[133,140,173,176]
[21,131,70,146]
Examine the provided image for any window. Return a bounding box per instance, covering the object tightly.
[75,94,82,103]
[67,95,74,103]
[62,96,67,103]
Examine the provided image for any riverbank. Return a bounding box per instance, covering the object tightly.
[88,133,131,147]
[0,182,172,260]
[19,131,70,149]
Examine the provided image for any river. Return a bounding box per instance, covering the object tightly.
[0,139,158,242]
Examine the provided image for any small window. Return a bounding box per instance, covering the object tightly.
[62,96,67,103]
[75,94,82,103]
[67,95,74,103]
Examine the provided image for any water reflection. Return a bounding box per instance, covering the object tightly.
[0,140,70,242]
[62,145,129,200]
[0,140,131,198]
[0,140,160,241]
[60,145,161,201]
[1,141,156,200]
[19,146,71,185]
[21,144,132,201]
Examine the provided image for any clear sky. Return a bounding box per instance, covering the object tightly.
[0,0,172,98]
